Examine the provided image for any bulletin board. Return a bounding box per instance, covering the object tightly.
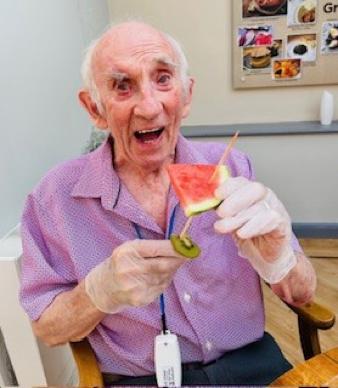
[232,0,338,89]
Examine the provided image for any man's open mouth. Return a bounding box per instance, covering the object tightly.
[134,127,165,143]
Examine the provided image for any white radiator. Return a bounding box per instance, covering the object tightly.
[0,225,77,386]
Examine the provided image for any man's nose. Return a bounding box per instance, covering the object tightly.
[134,86,162,120]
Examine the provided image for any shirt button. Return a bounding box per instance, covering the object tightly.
[183,292,192,303]
[206,340,213,351]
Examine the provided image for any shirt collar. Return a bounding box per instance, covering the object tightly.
[174,133,209,164]
[71,136,120,211]
[71,133,209,226]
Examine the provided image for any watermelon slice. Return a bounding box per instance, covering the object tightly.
[167,164,229,217]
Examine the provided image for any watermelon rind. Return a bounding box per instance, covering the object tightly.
[184,165,229,217]
[184,198,223,217]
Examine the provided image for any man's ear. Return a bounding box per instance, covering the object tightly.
[182,77,195,119]
[78,90,108,129]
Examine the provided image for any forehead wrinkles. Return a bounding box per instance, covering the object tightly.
[128,40,176,62]
[93,35,177,80]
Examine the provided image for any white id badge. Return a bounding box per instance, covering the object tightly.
[154,331,182,387]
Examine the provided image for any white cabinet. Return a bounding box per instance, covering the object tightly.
[0,226,77,386]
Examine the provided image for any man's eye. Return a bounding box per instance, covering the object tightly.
[115,80,131,93]
[157,73,171,85]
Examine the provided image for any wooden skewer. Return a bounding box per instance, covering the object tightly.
[209,130,239,182]
[179,131,240,239]
[179,216,193,239]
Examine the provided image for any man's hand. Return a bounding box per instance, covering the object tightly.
[214,177,297,284]
[85,240,187,313]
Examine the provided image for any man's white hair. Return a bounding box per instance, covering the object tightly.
[80,22,190,114]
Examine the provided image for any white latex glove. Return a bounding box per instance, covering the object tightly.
[85,239,187,313]
[214,177,297,284]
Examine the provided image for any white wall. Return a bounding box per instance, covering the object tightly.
[0,0,109,238]
[108,0,338,125]
[195,135,338,223]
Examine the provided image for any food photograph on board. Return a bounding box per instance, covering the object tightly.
[242,0,288,18]
[243,40,283,72]
[321,22,338,54]
[287,34,317,62]
[287,0,317,26]
[272,58,301,79]
[238,25,273,47]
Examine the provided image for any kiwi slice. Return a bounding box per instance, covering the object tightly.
[170,234,201,259]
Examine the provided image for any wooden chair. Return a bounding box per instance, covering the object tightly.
[70,238,337,387]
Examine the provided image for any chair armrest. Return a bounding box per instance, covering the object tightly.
[70,339,103,387]
[266,275,336,360]
[284,300,336,359]
[286,301,335,330]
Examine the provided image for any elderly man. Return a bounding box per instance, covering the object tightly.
[19,21,316,386]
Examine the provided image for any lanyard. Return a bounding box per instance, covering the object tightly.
[133,206,177,333]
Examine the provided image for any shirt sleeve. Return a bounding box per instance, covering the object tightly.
[228,149,256,181]
[244,153,256,181]
[19,194,76,321]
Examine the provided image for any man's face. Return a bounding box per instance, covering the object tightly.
[88,23,193,170]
